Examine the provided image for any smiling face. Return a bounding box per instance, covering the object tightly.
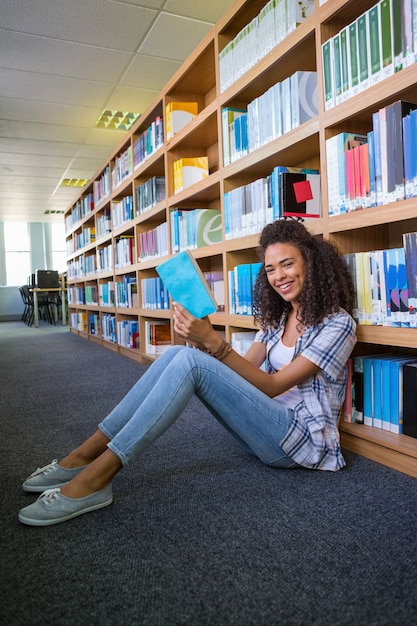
[264,242,307,309]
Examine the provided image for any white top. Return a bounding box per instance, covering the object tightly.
[268,339,302,408]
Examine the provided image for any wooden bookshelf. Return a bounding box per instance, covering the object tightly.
[65,0,417,477]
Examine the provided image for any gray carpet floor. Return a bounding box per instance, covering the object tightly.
[1,321,417,626]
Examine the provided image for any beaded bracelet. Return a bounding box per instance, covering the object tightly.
[207,339,232,361]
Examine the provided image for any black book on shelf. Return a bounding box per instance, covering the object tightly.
[403,362,417,439]
[279,172,321,218]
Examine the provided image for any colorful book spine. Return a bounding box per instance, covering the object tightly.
[222,107,246,166]
[368,4,382,85]
[165,102,198,141]
[403,231,417,328]
[379,0,394,79]
[173,157,209,194]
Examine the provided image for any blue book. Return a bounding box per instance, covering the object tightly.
[409,109,417,197]
[403,114,413,198]
[403,231,417,327]
[372,110,383,205]
[384,248,399,327]
[234,263,252,315]
[367,130,376,206]
[372,356,385,428]
[380,355,408,430]
[156,250,217,318]
[363,356,374,426]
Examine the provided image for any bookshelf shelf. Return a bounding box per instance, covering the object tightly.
[65,0,417,477]
[340,422,417,479]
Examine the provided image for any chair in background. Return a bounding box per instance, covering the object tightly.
[20,285,56,326]
[19,286,33,326]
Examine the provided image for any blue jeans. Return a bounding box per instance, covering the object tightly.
[99,346,298,469]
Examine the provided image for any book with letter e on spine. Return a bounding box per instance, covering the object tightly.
[156,250,217,318]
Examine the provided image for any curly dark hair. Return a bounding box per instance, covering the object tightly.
[252,219,355,329]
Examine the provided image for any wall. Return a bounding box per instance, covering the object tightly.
[0,287,23,321]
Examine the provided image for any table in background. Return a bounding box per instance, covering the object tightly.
[30,288,67,328]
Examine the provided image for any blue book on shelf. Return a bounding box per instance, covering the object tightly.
[363,356,375,426]
[402,114,413,198]
[409,109,417,196]
[156,250,217,318]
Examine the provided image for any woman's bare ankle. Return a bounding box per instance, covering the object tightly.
[59,431,111,468]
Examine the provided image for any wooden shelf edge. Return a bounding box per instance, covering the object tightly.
[340,422,417,478]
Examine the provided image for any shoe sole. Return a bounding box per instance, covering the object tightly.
[18,497,113,526]
[22,481,70,493]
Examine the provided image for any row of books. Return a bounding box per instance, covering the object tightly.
[170,208,222,253]
[96,209,111,239]
[222,71,318,166]
[218,0,315,93]
[73,227,96,254]
[68,286,88,306]
[99,282,115,307]
[144,321,171,355]
[326,100,417,215]
[96,244,112,273]
[346,353,417,438]
[115,235,135,268]
[84,252,97,276]
[135,176,165,215]
[93,165,111,207]
[65,192,95,233]
[228,262,263,316]
[224,166,321,240]
[115,276,138,309]
[117,319,139,349]
[224,177,271,240]
[138,222,168,261]
[141,277,170,310]
[173,157,209,194]
[101,313,117,343]
[230,331,257,356]
[344,232,417,328]
[322,0,417,111]
[165,102,198,141]
[112,145,133,190]
[133,115,164,169]
[112,196,134,229]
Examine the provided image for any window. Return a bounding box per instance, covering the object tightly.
[4,222,31,286]
[51,222,67,272]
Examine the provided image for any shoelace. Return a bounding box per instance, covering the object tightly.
[28,459,58,478]
[40,488,61,505]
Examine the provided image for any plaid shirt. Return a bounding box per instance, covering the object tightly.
[255,310,357,471]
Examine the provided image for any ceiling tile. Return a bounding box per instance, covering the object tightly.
[0,138,83,157]
[0,0,157,52]
[115,0,165,8]
[0,30,132,82]
[121,55,181,90]
[164,0,232,23]
[0,68,113,107]
[0,153,73,169]
[104,85,159,114]
[0,120,90,144]
[139,13,213,62]
[0,97,99,127]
